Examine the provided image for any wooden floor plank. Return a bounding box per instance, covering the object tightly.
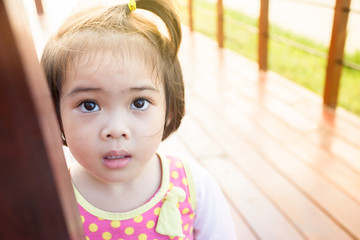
[308,130,360,173]
[203,158,305,240]
[178,28,360,239]
[180,29,360,207]
[182,97,357,239]
[180,33,360,176]
[219,89,360,205]
[258,73,360,169]
[260,68,360,148]
[159,133,258,240]
[229,204,259,240]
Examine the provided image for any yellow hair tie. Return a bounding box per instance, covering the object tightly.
[128,0,136,11]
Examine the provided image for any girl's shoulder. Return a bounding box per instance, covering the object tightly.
[159,154,227,211]
[159,154,197,210]
[161,155,237,239]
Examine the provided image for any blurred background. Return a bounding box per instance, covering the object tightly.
[177,0,360,116]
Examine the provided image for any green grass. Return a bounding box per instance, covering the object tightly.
[178,0,360,116]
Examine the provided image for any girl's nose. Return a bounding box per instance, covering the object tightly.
[100,112,130,140]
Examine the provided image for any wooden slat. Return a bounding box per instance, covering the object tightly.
[217,0,224,47]
[264,72,360,150]
[185,96,359,239]
[188,0,193,31]
[180,31,360,206]
[0,0,83,238]
[173,28,360,239]
[258,0,269,71]
[168,118,304,239]
[159,133,259,240]
[205,158,305,240]
[323,0,351,108]
[229,204,259,240]
[34,0,43,15]
[185,0,351,110]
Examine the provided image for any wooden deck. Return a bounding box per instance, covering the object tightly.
[160,28,360,240]
[26,0,360,238]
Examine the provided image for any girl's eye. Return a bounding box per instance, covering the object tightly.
[79,101,100,112]
[130,98,150,111]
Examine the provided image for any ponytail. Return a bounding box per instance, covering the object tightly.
[135,0,182,59]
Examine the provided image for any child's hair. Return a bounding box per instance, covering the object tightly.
[41,0,184,142]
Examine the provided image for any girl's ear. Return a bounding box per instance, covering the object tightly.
[162,111,173,141]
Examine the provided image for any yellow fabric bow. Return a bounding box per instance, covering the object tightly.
[156,187,186,237]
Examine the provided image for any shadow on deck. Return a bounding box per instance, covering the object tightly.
[159,28,360,240]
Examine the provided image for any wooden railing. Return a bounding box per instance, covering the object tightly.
[1,0,84,238]
[324,0,351,108]
[186,0,356,110]
[34,0,43,14]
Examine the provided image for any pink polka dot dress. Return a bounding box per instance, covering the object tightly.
[73,155,196,240]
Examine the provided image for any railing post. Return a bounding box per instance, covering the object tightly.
[323,0,351,109]
[188,0,193,31]
[34,0,44,15]
[259,0,269,71]
[217,0,224,48]
[0,0,84,238]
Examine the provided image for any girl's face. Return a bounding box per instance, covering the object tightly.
[60,52,167,184]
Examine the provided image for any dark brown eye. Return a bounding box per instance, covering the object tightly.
[80,101,99,112]
[84,102,96,110]
[134,99,145,108]
[131,98,150,110]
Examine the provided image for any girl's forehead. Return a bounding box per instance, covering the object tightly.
[62,32,164,86]
[66,50,162,88]
[73,51,132,72]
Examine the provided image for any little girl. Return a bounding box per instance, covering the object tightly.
[41,0,236,239]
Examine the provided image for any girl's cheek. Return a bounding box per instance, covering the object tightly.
[135,112,166,138]
[139,121,164,138]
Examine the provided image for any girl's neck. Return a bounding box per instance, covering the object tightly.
[71,154,162,213]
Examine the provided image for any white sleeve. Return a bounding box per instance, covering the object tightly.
[188,161,237,240]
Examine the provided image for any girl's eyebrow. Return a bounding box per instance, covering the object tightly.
[66,86,159,97]
[67,87,101,97]
[130,86,159,93]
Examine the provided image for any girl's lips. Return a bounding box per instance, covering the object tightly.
[102,150,131,169]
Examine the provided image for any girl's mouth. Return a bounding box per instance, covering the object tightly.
[102,150,131,169]
[105,155,128,160]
